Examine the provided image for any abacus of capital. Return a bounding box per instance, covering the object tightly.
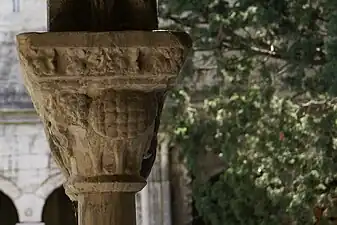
[15,1,191,225]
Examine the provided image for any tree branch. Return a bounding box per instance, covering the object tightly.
[165,15,326,66]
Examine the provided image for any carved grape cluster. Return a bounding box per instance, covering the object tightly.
[88,90,157,138]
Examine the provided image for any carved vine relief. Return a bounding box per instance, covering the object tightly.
[39,89,160,179]
[20,47,184,77]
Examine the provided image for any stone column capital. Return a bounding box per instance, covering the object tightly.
[17,30,191,225]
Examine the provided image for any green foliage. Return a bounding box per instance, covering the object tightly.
[171,88,337,225]
[159,0,337,224]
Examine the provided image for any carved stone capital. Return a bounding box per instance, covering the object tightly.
[17,31,191,203]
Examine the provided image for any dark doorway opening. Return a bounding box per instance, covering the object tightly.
[0,191,19,225]
[42,186,77,225]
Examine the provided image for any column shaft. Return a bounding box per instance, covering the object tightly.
[78,193,136,225]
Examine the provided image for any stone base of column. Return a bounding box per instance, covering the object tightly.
[16,223,45,225]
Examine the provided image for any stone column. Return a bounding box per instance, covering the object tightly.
[16,31,191,225]
[140,137,172,225]
[16,223,45,225]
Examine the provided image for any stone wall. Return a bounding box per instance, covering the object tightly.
[0,122,62,222]
[0,0,45,109]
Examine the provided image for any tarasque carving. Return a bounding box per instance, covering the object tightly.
[16,31,191,202]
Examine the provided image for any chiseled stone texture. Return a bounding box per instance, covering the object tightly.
[0,1,189,225]
[15,31,190,225]
[16,31,189,185]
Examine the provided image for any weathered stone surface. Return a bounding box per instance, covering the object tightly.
[17,31,190,92]
[17,31,191,225]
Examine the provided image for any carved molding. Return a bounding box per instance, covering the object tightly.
[19,46,184,76]
[17,31,188,76]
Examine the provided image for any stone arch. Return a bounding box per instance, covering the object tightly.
[0,190,19,225]
[35,172,66,199]
[42,186,76,225]
[0,176,21,200]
